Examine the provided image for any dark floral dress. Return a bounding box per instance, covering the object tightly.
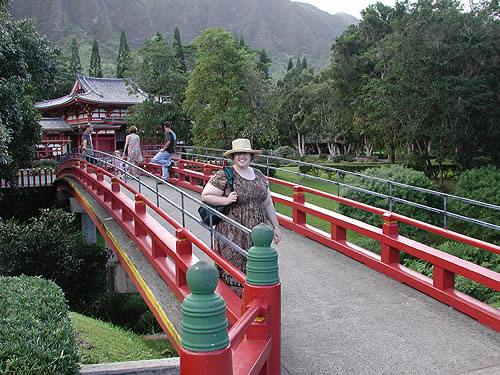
[208,167,269,296]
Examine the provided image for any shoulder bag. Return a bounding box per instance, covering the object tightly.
[198,167,234,226]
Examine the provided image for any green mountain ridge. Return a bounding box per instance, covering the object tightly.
[9,0,358,78]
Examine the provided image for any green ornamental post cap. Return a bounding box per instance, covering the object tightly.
[251,223,274,246]
[181,261,229,352]
[186,260,219,294]
[246,224,279,286]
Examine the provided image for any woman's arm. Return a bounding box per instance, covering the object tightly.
[123,135,129,156]
[263,190,281,244]
[201,182,237,206]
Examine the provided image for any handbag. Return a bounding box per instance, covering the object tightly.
[198,167,234,226]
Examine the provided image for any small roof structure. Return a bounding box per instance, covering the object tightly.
[35,73,147,111]
[39,117,72,131]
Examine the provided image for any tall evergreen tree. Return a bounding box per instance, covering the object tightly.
[257,49,272,81]
[173,27,186,72]
[302,56,308,70]
[239,34,245,46]
[89,39,103,77]
[69,38,81,75]
[296,56,302,71]
[287,57,293,71]
[116,30,130,78]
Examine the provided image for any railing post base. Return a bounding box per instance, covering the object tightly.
[180,347,232,375]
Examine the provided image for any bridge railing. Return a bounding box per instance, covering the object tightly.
[0,168,56,188]
[56,153,280,374]
[156,156,499,331]
[177,146,500,233]
[271,180,500,331]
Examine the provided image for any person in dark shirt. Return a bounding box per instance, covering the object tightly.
[152,121,176,181]
[81,123,95,164]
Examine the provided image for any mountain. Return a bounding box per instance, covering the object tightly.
[8,0,358,78]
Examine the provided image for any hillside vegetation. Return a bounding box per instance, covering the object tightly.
[9,0,357,77]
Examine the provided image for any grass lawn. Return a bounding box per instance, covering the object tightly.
[70,312,176,364]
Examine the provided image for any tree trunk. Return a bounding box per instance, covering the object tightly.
[315,141,321,156]
[387,143,395,164]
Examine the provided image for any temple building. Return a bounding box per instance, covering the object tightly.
[35,74,147,158]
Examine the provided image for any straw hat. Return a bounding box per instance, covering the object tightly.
[223,138,262,157]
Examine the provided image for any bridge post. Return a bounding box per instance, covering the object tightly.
[381,213,400,264]
[134,194,147,238]
[293,186,306,225]
[202,165,212,186]
[243,223,281,375]
[178,161,185,184]
[175,228,192,288]
[96,172,104,197]
[111,178,121,211]
[180,261,232,375]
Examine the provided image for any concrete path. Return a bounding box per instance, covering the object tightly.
[67,175,500,375]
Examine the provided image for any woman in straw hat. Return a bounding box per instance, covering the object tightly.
[201,138,281,296]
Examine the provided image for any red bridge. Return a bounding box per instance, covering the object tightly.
[53,155,499,375]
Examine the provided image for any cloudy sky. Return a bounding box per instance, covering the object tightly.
[297,0,470,18]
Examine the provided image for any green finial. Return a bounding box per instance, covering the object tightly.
[181,261,229,351]
[246,224,279,285]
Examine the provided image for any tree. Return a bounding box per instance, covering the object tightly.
[272,67,315,155]
[287,57,293,71]
[116,31,131,78]
[184,28,254,148]
[256,49,272,81]
[89,39,103,77]
[173,27,186,72]
[0,8,57,183]
[126,33,187,139]
[69,38,81,75]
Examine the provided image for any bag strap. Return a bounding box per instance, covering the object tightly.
[223,166,234,192]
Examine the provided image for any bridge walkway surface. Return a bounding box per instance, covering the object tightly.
[63,175,500,375]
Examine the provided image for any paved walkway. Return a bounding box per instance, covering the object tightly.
[67,175,500,375]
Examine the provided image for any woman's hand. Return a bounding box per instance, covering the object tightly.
[273,227,281,245]
[226,191,238,205]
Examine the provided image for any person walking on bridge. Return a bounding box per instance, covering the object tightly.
[152,121,176,182]
[123,125,143,177]
[201,138,281,296]
[81,123,94,164]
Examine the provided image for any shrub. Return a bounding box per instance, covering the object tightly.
[0,209,109,316]
[99,293,162,335]
[0,275,81,374]
[339,165,441,243]
[273,145,296,159]
[448,165,500,244]
[32,159,57,169]
[435,241,500,305]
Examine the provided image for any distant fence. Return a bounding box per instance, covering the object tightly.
[0,168,56,188]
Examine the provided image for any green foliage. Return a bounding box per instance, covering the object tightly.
[0,275,81,374]
[69,38,82,74]
[32,158,57,169]
[273,145,297,159]
[0,209,109,316]
[184,28,246,148]
[173,27,186,73]
[89,39,103,77]
[0,10,57,182]
[339,165,441,243]
[126,34,188,139]
[116,31,131,78]
[99,293,162,335]
[448,165,500,244]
